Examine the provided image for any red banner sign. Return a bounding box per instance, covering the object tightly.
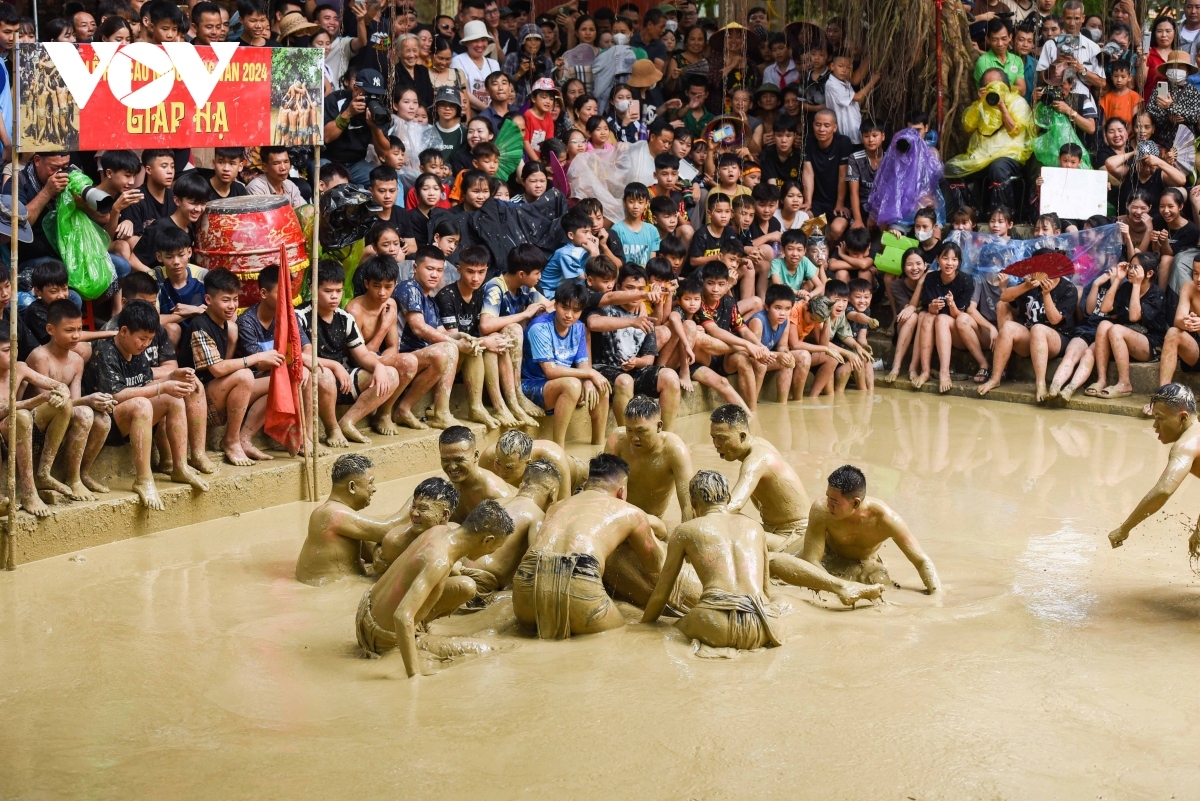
[16,42,323,151]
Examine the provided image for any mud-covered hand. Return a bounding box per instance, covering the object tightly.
[1109,527,1129,548]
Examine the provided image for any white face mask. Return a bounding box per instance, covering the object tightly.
[1083,27,1102,42]
[1167,68,1188,84]
[613,32,629,46]
[915,229,933,242]
[665,19,677,32]
[613,99,631,113]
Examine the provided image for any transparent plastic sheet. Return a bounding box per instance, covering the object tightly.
[944,82,1035,177]
[54,170,116,300]
[567,143,632,223]
[395,120,437,188]
[946,223,1123,287]
[591,45,635,114]
[866,127,945,228]
[1032,104,1092,169]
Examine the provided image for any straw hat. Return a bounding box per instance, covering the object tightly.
[627,58,663,88]
[460,19,491,43]
[277,11,318,41]
[1157,50,1199,77]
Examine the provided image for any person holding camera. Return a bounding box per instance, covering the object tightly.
[1035,0,1105,92]
[1034,67,1098,144]
[323,67,394,186]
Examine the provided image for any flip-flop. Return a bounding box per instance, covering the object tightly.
[972,367,990,384]
[1083,384,1104,397]
[1098,387,1132,399]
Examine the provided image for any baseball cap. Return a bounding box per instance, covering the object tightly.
[355,68,386,95]
[434,85,463,108]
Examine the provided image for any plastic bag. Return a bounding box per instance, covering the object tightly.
[394,118,436,189]
[567,143,634,223]
[946,223,1123,287]
[866,128,946,228]
[1032,103,1092,168]
[945,82,1035,177]
[55,170,115,300]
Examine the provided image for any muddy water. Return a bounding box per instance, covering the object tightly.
[3,390,1200,799]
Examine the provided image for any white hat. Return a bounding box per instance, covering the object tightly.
[460,19,491,43]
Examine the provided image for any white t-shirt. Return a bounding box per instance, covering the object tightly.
[1181,25,1200,44]
[1036,36,1104,81]
[451,53,500,108]
[325,37,355,89]
[824,76,862,144]
[627,140,656,186]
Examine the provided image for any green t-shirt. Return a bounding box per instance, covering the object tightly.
[973,50,1024,89]
[769,256,818,291]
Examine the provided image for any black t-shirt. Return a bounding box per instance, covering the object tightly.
[121,187,175,237]
[917,239,944,266]
[395,63,434,110]
[1117,169,1165,216]
[804,133,854,214]
[210,180,250,200]
[21,299,50,346]
[1161,221,1200,255]
[1012,280,1079,336]
[436,281,484,336]
[748,216,782,244]
[687,224,740,276]
[1111,280,1169,339]
[82,337,153,396]
[919,271,976,315]
[133,217,193,271]
[295,303,365,370]
[406,207,432,245]
[351,18,391,73]
[603,227,626,264]
[760,147,803,188]
[373,208,410,241]
[591,304,657,367]
[2,162,55,260]
[102,316,175,367]
[323,88,373,165]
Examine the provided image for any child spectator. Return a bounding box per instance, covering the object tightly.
[817,280,872,394]
[663,276,747,406]
[717,239,763,316]
[479,243,555,422]
[786,292,837,398]
[649,195,683,243]
[688,192,740,276]
[612,182,660,266]
[540,209,599,299]
[770,228,821,295]
[520,279,611,447]
[828,225,875,283]
[523,77,558,161]
[76,149,144,270]
[825,53,879,144]
[774,178,810,231]
[365,165,410,256]
[83,299,208,509]
[153,224,206,325]
[131,171,210,273]
[27,299,114,501]
[848,119,885,230]
[247,147,305,208]
[748,182,782,280]
[883,248,931,384]
[209,147,250,199]
[649,152,696,246]
[430,86,466,161]
[22,260,75,350]
[576,197,625,265]
[391,246,465,430]
[846,277,878,388]
[1100,60,1139,126]
[912,243,975,393]
[693,260,771,411]
[747,283,800,403]
[760,113,803,190]
[658,233,688,277]
[120,148,175,239]
[587,264,681,429]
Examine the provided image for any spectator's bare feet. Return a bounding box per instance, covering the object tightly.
[171,465,210,492]
[338,418,370,444]
[882,370,898,384]
[393,407,429,430]
[427,410,462,429]
[34,469,72,498]
[836,582,885,608]
[494,407,519,428]
[132,477,165,511]
[189,451,218,474]
[66,481,96,503]
[18,489,51,518]
[371,412,400,437]
[939,373,952,394]
[81,475,109,494]
[517,394,545,418]
[241,439,274,461]
[222,441,254,467]
[1036,381,1049,403]
[468,404,499,430]
[1059,384,1079,402]
[323,426,350,448]
[911,372,929,390]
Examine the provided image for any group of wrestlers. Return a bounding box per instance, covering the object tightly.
[296,397,941,677]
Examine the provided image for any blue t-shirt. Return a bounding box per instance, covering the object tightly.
[749,310,788,351]
[394,278,441,352]
[481,275,547,318]
[539,244,590,299]
[521,311,588,383]
[158,275,206,314]
[611,221,660,266]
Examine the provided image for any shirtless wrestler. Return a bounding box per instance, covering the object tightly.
[372,477,458,574]
[512,453,670,639]
[642,470,782,650]
[604,395,694,523]
[438,425,515,521]
[356,500,513,677]
[709,403,885,606]
[295,454,408,585]
[1110,383,1200,560]
[480,428,585,503]
[801,465,941,594]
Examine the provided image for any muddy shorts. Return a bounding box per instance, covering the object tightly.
[355,588,400,657]
[458,564,502,609]
[512,550,614,639]
[821,548,893,587]
[520,378,549,412]
[686,589,782,650]
[595,364,663,398]
[337,367,365,406]
[763,519,807,555]
[1183,331,1200,373]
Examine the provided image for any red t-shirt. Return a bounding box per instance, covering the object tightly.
[524,109,555,150]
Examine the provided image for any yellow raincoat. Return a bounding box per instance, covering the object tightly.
[945,81,1036,176]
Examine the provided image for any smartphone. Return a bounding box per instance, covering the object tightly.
[1157,81,1169,100]
[711,124,735,143]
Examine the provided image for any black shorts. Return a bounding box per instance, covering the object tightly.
[1183,331,1200,372]
[337,367,365,406]
[595,364,663,397]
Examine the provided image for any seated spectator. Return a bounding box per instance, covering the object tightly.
[1150,188,1199,285]
[152,224,206,331]
[130,171,210,274]
[1089,252,1168,400]
[819,279,872,394]
[1158,253,1200,388]
[848,119,885,230]
[612,183,659,266]
[979,247,1079,398]
[883,248,931,384]
[944,67,1033,216]
[769,228,821,295]
[688,191,740,278]
[21,260,110,357]
[540,209,598,299]
[803,109,854,243]
[912,243,975,393]
[120,149,176,240]
[747,283,800,403]
[691,260,770,411]
[247,147,305,208]
[83,299,209,509]
[209,147,250,199]
[576,197,626,265]
[519,278,611,447]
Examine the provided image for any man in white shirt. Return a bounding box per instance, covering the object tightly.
[1035,0,1105,92]
[1179,0,1200,62]
[626,117,676,186]
[315,2,368,90]
[452,20,501,114]
[247,147,306,208]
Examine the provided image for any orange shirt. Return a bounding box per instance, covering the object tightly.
[1100,89,1139,125]
[788,300,821,343]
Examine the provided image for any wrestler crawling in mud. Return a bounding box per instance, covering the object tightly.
[357,500,513,677]
[438,426,514,521]
[604,395,694,522]
[801,465,941,594]
[709,403,886,606]
[512,453,676,639]
[295,454,408,585]
[643,471,782,651]
[480,428,585,503]
[1109,383,1200,559]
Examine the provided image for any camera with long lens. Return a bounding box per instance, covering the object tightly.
[365,98,390,127]
[65,166,115,213]
[985,91,1000,106]
[896,137,912,153]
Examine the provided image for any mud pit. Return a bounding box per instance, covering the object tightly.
[4,390,1200,798]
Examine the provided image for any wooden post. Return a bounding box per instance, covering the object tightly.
[308,145,321,502]
[5,54,19,570]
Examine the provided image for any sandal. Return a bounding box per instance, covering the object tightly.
[972,367,990,384]
[1098,386,1132,399]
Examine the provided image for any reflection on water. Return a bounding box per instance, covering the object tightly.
[1014,524,1098,625]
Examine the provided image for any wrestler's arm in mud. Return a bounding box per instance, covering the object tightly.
[641,522,691,622]
[878,503,940,594]
[393,551,451,678]
[726,448,763,515]
[666,436,695,522]
[1109,437,1200,552]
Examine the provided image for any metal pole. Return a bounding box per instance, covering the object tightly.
[935,0,945,139]
[5,51,19,570]
[308,144,320,502]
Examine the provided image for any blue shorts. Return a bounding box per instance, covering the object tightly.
[521,377,549,412]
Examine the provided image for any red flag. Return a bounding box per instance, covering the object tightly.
[264,245,305,455]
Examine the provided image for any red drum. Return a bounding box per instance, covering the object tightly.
[192,195,309,310]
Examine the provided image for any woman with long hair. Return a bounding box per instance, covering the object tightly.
[1142,16,1176,103]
